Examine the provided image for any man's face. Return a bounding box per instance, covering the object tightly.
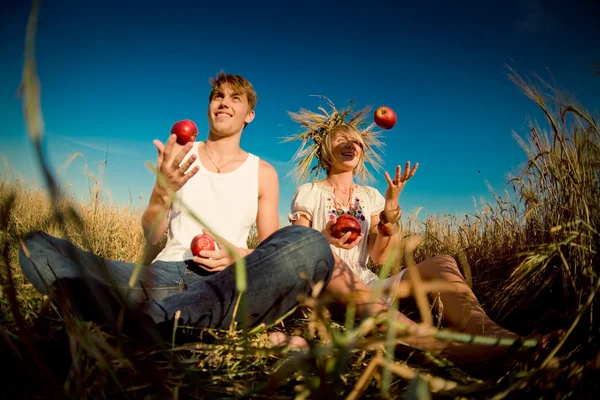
[208,84,255,137]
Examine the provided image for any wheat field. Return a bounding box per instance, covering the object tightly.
[1,2,599,397]
[1,68,599,398]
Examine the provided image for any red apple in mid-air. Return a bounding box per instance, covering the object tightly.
[171,119,199,145]
[331,214,362,244]
[190,233,217,257]
[373,106,397,130]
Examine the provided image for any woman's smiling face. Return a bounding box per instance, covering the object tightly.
[329,129,364,172]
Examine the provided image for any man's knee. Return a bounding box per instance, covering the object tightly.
[268,225,327,251]
[20,230,53,254]
[273,224,318,239]
[260,225,334,281]
[19,230,55,265]
[18,230,65,294]
[281,225,331,258]
[19,230,44,264]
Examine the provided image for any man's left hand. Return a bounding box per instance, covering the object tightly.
[192,230,248,272]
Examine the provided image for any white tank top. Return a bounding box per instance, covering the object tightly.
[153,142,260,262]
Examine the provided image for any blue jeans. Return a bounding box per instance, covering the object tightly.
[19,225,334,330]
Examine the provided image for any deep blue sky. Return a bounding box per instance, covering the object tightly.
[1,0,598,225]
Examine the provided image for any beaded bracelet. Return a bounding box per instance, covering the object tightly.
[377,221,400,236]
[379,205,401,224]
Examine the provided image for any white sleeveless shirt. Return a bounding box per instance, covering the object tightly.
[153,142,259,262]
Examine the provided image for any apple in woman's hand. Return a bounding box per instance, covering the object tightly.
[171,120,199,145]
[190,233,217,257]
[331,214,362,244]
[374,106,397,130]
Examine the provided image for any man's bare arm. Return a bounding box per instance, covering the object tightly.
[141,135,199,244]
[255,159,280,243]
[142,184,171,245]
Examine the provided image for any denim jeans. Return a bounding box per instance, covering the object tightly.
[19,225,334,330]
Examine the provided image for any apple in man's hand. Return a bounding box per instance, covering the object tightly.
[190,233,217,257]
[331,214,362,244]
[171,119,199,145]
[374,106,397,130]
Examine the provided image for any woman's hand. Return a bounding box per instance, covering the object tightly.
[192,230,248,272]
[321,218,363,250]
[383,161,418,206]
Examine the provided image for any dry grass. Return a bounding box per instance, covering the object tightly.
[1,2,598,397]
[2,71,599,397]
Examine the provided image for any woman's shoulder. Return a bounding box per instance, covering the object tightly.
[358,185,383,197]
[356,185,385,210]
[291,181,328,213]
[295,181,328,195]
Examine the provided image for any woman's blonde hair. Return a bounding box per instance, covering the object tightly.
[283,96,385,184]
[319,124,368,178]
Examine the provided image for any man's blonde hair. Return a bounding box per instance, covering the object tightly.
[208,70,258,111]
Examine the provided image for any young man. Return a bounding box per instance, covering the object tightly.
[19,71,335,332]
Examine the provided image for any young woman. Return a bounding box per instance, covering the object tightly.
[289,124,414,303]
[286,101,560,364]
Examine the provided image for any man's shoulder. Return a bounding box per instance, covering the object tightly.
[257,157,274,169]
[257,158,278,177]
[256,158,278,195]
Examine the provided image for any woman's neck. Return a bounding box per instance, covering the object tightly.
[326,171,355,193]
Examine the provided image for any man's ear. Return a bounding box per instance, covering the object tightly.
[245,110,255,125]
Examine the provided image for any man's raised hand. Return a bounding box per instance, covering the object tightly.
[154,134,199,193]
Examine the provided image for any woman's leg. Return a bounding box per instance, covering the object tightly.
[324,254,530,364]
[412,255,517,337]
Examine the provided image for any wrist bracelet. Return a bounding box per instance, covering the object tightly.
[377,221,400,236]
[379,206,401,224]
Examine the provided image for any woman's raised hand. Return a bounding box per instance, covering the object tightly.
[383,161,418,203]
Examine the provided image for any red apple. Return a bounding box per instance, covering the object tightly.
[331,214,362,244]
[374,106,397,130]
[171,119,199,145]
[190,233,216,257]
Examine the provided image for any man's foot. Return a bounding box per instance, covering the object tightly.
[267,332,309,350]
